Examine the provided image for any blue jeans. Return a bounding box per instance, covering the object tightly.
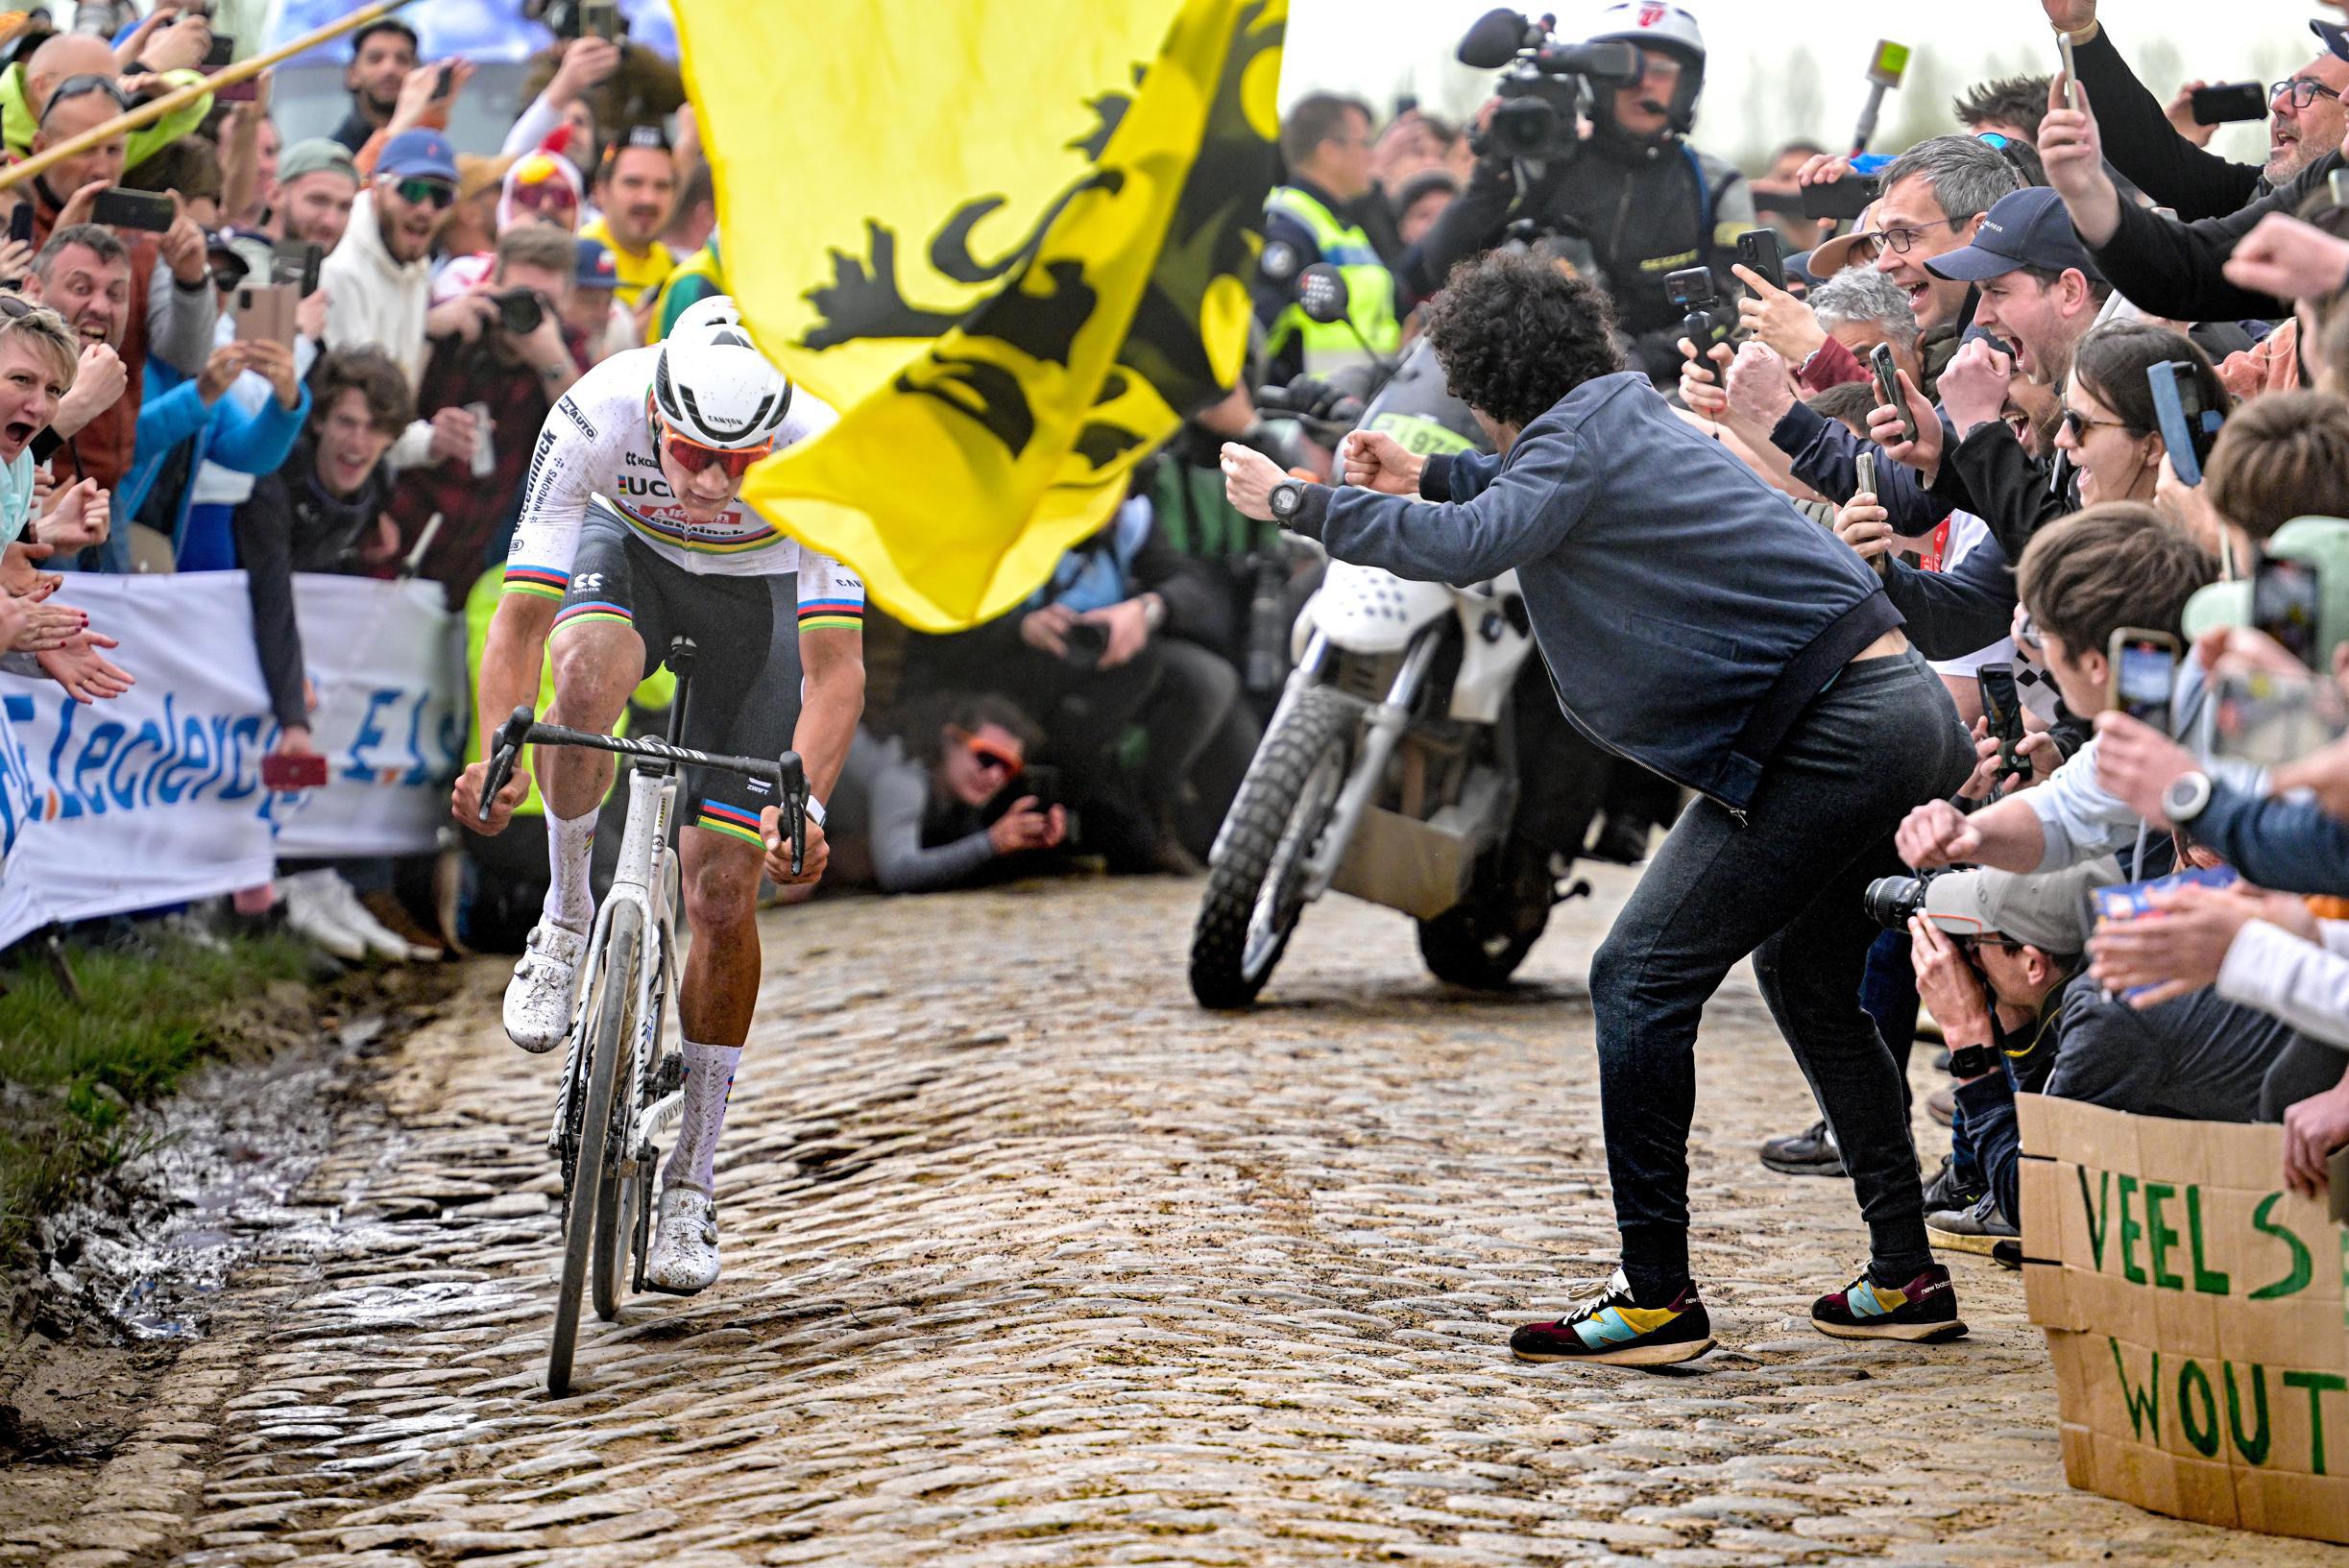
[1587,650,1975,1298]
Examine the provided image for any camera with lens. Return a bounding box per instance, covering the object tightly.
[1862,873,1940,931]
[495,288,546,337]
[1456,8,1641,163]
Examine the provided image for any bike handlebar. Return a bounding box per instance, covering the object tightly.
[478,705,812,876]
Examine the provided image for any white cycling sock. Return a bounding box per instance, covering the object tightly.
[542,806,597,934]
[663,1039,741,1195]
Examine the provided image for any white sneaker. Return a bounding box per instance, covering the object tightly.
[318,873,437,963]
[503,920,588,1052]
[280,872,366,962]
[643,1185,719,1294]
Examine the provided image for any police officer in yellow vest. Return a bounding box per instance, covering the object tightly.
[1255,93,1403,385]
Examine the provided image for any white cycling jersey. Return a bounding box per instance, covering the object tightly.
[504,345,862,614]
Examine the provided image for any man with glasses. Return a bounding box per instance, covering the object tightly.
[2043,0,2349,223]
[2043,23,2349,325]
[323,129,457,468]
[1255,93,1400,387]
[453,297,863,1295]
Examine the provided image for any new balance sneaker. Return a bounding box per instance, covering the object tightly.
[643,1185,720,1295]
[1926,1192,2020,1256]
[503,920,587,1053]
[1508,1269,1715,1367]
[1759,1118,1845,1177]
[1811,1263,1967,1342]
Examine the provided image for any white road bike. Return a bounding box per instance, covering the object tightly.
[478,636,810,1396]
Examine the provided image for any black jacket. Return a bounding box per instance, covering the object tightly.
[2087,149,2339,323]
[1926,420,2073,565]
[1291,372,1899,808]
[2074,24,2267,222]
[1401,126,1753,384]
[231,437,396,729]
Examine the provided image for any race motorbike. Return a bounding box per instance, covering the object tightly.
[1188,266,1596,1009]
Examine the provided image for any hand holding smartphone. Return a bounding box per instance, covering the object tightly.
[261,751,327,791]
[1868,343,1917,445]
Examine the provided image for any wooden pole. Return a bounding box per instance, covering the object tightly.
[0,0,424,194]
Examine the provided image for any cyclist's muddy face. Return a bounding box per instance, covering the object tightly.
[656,440,746,519]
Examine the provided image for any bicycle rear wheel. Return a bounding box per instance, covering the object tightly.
[548,900,642,1396]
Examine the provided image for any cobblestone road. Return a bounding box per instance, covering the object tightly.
[9,871,2343,1567]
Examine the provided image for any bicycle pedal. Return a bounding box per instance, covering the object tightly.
[639,1276,710,1298]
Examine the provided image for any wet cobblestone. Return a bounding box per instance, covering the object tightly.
[7,870,2338,1566]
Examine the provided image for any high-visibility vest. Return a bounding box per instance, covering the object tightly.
[1263,185,1401,374]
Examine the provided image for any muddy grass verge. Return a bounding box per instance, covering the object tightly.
[0,940,460,1466]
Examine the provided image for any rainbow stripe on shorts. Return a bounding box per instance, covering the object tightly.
[695,798,764,846]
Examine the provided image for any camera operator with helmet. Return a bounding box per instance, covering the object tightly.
[1403,3,1754,387]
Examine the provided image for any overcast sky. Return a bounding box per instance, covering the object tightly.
[1283,0,2326,170]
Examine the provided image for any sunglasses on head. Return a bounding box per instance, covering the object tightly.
[657,418,769,479]
[40,74,129,126]
[392,176,456,210]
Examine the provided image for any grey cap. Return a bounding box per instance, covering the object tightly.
[1923,857,2122,956]
[278,137,359,187]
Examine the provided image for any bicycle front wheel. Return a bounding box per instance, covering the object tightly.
[549,900,642,1396]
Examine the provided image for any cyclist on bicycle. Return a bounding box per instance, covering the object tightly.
[453,296,865,1294]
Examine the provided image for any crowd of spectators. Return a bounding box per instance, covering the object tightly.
[4,0,2346,1228]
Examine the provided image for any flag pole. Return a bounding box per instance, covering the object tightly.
[0,0,424,195]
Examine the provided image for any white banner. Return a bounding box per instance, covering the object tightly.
[0,572,465,950]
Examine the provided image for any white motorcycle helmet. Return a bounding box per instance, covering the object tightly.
[654,295,794,449]
[1587,1,1707,136]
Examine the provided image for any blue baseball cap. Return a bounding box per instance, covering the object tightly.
[377,130,458,183]
[2314,18,2349,63]
[574,236,619,290]
[1924,186,2102,283]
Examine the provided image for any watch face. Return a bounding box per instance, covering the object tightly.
[1271,483,1299,518]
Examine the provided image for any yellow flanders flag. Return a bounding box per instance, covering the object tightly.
[674,0,1285,631]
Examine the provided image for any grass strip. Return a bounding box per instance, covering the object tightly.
[0,931,315,1254]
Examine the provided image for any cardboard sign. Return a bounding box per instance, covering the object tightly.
[2018,1094,2349,1544]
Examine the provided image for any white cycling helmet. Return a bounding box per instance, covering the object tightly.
[654,295,794,449]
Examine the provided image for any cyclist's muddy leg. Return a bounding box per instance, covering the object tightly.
[543,620,643,930]
[667,827,763,1191]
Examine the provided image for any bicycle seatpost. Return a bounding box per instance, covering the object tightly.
[664,637,696,746]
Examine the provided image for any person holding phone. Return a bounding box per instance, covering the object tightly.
[823,694,1071,894]
[2044,2,2346,224]
[229,348,414,774]
[327,17,419,154]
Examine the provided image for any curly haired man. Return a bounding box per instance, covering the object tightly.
[1220,252,1977,1366]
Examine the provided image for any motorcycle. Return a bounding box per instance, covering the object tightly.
[1188,265,1595,1009]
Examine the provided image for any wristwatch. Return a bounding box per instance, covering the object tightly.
[2162,769,2214,828]
[1267,480,1307,523]
[1947,1043,1999,1081]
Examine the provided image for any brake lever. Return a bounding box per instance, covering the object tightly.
[778,753,809,877]
[477,704,535,823]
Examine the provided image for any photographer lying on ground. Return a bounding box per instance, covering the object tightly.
[1221,251,1974,1367]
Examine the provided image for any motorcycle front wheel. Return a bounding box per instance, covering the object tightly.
[1189,686,1356,1009]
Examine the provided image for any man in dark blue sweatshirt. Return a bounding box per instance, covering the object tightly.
[1220,252,1976,1367]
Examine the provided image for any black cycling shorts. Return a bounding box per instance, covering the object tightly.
[549,507,802,848]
